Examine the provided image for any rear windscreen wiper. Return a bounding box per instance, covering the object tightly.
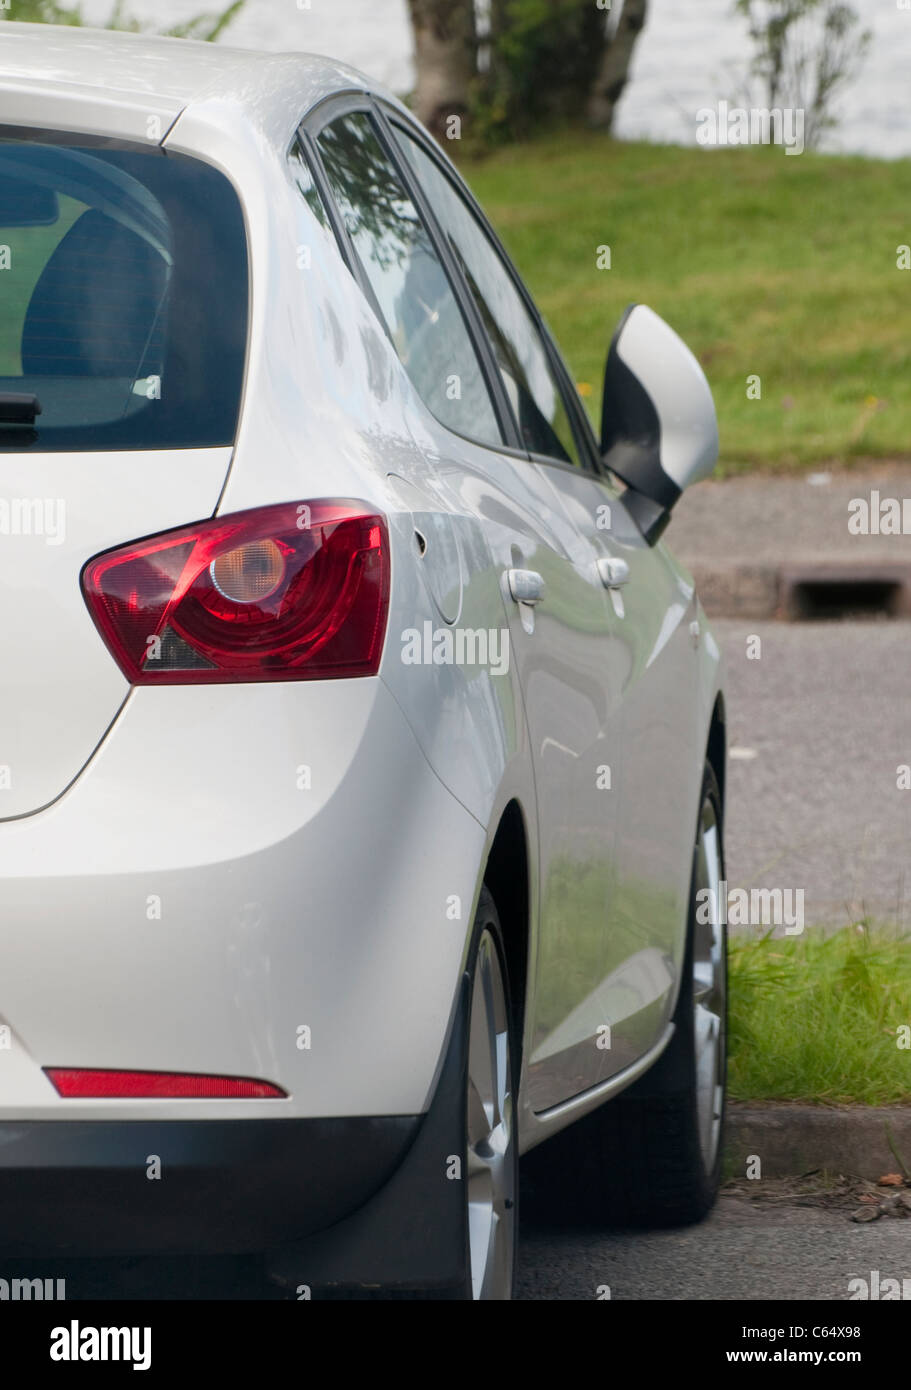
[0,392,41,424]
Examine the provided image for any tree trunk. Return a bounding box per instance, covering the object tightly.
[586,0,649,130]
[407,0,477,140]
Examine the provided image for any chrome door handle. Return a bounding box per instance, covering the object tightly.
[597,556,630,589]
[505,568,544,604]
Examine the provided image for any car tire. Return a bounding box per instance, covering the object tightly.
[523,760,727,1228]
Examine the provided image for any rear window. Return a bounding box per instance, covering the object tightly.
[0,137,248,451]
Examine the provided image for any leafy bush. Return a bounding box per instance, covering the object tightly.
[469,0,607,145]
[1,0,246,42]
[735,0,872,148]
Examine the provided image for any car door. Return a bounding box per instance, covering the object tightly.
[304,99,630,1109]
[377,114,645,1110]
[541,452,708,1069]
[388,118,707,1093]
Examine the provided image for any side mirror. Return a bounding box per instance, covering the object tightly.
[600,304,718,544]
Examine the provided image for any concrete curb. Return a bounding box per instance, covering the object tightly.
[687,562,780,620]
[686,560,911,621]
[670,465,911,620]
[725,1103,911,1180]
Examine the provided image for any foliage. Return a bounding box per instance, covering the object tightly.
[1,0,83,21]
[406,0,647,146]
[734,0,872,149]
[476,0,605,144]
[0,0,246,42]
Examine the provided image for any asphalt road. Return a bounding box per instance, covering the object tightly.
[517,1192,910,1300]
[714,618,911,930]
[41,1186,910,1301]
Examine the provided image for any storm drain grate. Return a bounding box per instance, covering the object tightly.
[784,575,905,621]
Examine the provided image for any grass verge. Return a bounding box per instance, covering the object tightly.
[728,925,911,1105]
[459,135,911,474]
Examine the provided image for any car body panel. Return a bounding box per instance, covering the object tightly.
[0,24,374,143]
[0,677,487,1121]
[0,449,231,818]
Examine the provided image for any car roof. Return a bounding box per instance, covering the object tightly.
[0,22,385,140]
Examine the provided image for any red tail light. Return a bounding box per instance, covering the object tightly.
[45,1068,286,1099]
[81,500,389,683]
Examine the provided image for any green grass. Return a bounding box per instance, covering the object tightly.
[728,926,911,1105]
[459,135,911,473]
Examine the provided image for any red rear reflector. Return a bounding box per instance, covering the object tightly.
[45,1068,286,1099]
[81,500,390,683]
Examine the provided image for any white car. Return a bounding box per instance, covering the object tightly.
[0,23,727,1300]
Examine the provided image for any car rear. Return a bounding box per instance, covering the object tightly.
[0,100,482,1283]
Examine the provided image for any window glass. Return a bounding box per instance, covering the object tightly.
[397,129,582,467]
[0,139,247,451]
[289,137,331,230]
[316,113,502,448]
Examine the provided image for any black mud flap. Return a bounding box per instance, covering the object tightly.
[267,971,470,1296]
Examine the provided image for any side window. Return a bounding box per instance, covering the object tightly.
[396,128,583,468]
[314,112,503,449]
[289,136,331,231]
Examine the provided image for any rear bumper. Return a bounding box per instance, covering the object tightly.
[0,973,471,1292]
[0,1115,417,1257]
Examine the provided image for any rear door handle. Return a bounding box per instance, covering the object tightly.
[505,568,544,605]
[597,556,630,589]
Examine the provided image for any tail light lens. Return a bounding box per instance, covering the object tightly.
[81,500,389,683]
[45,1068,286,1099]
